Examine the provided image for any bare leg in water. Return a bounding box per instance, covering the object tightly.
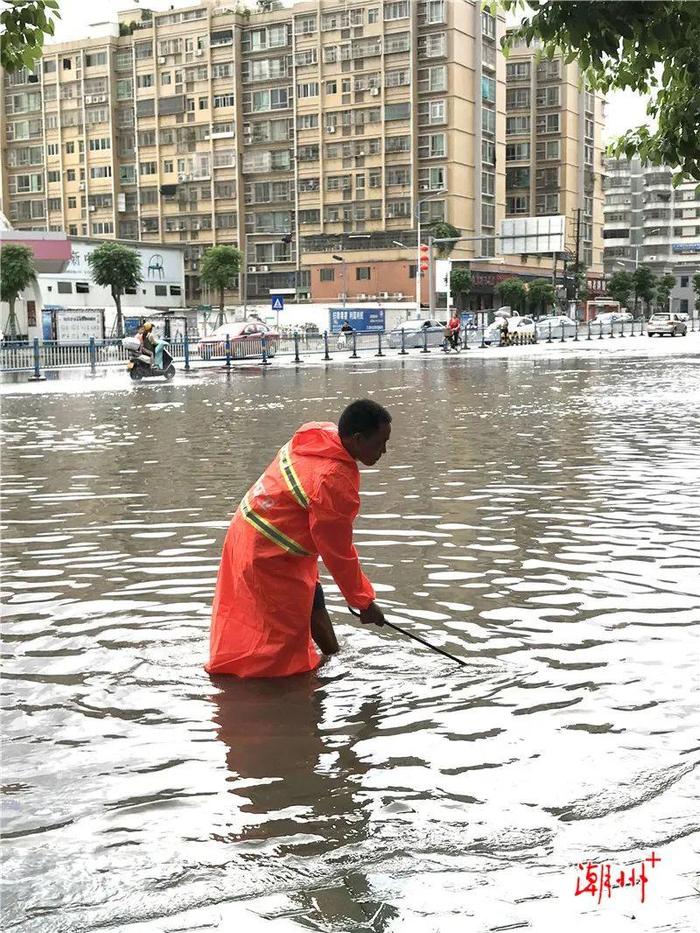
[310,583,339,655]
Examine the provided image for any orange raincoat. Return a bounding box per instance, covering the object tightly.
[206,422,375,678]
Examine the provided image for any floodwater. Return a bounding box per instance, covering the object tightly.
[2,351,699,933]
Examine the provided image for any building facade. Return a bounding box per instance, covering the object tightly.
[503,34,605,274]
[1,0,512,307]
[603,156,700,316]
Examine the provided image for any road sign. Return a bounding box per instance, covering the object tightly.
[271,295,285,311]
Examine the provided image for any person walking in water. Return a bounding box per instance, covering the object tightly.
[206,399,391,678]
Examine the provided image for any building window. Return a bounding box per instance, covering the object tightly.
[385,102,411,121]
[169,286,182,296]
[507,195,530,215]
[75,281,90,293]
[680,299,689,313]
[506,167,530,188]
[320,268,335,282]
[356,267,371,281]
[506,88,530,109]
[506,142,530,161]
[506,62,530,80]
[57,281,73,294]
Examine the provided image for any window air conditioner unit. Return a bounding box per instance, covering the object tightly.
[85,95,93,104]
[158,57,167,65]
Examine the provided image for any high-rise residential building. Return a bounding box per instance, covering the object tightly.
[503,33,605,275]
[1,0,510,307]
[603,156,700,316]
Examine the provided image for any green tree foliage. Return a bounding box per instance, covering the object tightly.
[632,265,658,317]
[87,242,142,338]
[499,1,700,181]
[200,245,242,326]
[496,277,527,314]
[654,272,676,311]
[1,244,36,338]
[1,0,60,73]
[449,268,473,310]
[527,279,556,317]
[693,272,700,312]
[430,222,462,258]
[606,269,634,309]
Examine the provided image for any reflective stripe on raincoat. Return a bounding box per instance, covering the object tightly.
[206,422,375,678]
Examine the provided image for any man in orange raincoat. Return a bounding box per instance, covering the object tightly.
[206,399,391,678]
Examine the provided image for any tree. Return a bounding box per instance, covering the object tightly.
[1,0,60,73]
[499,1,700,182]
[632,265,657,317]
[87,242,142,338]
[449,268,473,310]
[527,279,556,318]
[430,222,462,258]
[655,272,676,312]
[693,272,700,313]
[1,244,36,339]
[607,269,634,309]
[200,245,242,327]
[496,278,527,314]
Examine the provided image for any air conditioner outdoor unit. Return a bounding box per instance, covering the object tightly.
[394,292,404,299]
[338,292,347,300]
[79,182,85,190]
[89,205,96,212]
[327,126,336,133]
[158,56,167,65]
[195,50,204,57]
[177,173,187,182]
[370,87,380,96]
[96,95,106,103]
[357,293,367,300]
[259,264,270,272]
[85,95,93,104]
[379,292,389,299]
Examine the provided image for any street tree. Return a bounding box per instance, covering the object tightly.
[496,277,527,315]
[632,265,658,317]
[499,1,700,181]
[200,245,242,327]
[430,222,462,258]
[693,272,700,312]
[607,269,634,309]
[449,268,473,310]
[527,279,556,318]
[1,244,36,339]
[1,0,60,73]
[655,272,676,312]
[87,242,142,338]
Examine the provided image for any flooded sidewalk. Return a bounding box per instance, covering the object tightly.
[2,349,699,932]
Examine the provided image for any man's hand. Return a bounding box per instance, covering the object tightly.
[359,601,386,627]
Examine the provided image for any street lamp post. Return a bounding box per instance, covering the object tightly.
[415,190,445,316]
[332,253,346,309]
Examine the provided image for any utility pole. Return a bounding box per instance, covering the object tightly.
[574,208,582,303]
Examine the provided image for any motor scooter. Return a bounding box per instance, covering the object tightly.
[122,336,176,381]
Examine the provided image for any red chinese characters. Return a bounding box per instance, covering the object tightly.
[574,852,661,904]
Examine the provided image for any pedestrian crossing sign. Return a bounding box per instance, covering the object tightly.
[271,295,285,311]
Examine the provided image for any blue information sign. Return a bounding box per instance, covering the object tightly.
[329,307,385,333]
[271,295,285,311]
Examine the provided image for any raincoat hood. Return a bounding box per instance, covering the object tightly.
[291,421,355,465]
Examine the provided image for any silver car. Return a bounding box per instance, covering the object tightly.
[647,312,687,337]
[387,319,446,349]
[535,315,578,340]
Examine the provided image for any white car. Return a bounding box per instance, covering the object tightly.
[594,310,633,326]
[387,319,445,349]
[536,315,578,340]
[647,312,687,337]
[484,315,536,345]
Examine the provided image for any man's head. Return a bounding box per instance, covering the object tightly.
[338,399,392,466]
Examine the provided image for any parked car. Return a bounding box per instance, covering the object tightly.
[387,319,445,349]
[483,315,536,345]
[536,315,578,340]
[199,321,280,360]
[646,312,687,337]
[594,310,633,326]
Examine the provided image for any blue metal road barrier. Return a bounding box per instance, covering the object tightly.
[293,331,302,364]
[548,321,553,343]
[89,336,97,374]
[183,327,191,371]
[225,335,231,369]
[375,331,384,357]
[399,328,408,355]
[351,331,359,359]
[28,337,46,382]
[421,327,430,353]
[323,330,331,361]
[261,334,271,366]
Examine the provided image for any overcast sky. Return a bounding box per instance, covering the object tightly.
[48,0,654,143]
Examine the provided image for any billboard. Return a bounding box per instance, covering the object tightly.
[63,240,184,284]
[500,216,565,255]
[42,307,105,342]
[329,307,385,333]
[435,260,452,294]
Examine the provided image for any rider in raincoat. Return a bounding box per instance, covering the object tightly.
[206,399,391,678]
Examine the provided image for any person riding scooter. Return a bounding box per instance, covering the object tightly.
[137,322,157,363]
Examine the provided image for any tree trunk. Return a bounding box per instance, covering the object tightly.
[7,296,19,339]
[218,287,225,328]
[113,289,124,338]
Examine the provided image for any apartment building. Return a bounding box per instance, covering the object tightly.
[0,0,507,306]
[603,156,700,315]
[503,34,605,274]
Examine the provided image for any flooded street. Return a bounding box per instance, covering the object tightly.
[2,350,700,932]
